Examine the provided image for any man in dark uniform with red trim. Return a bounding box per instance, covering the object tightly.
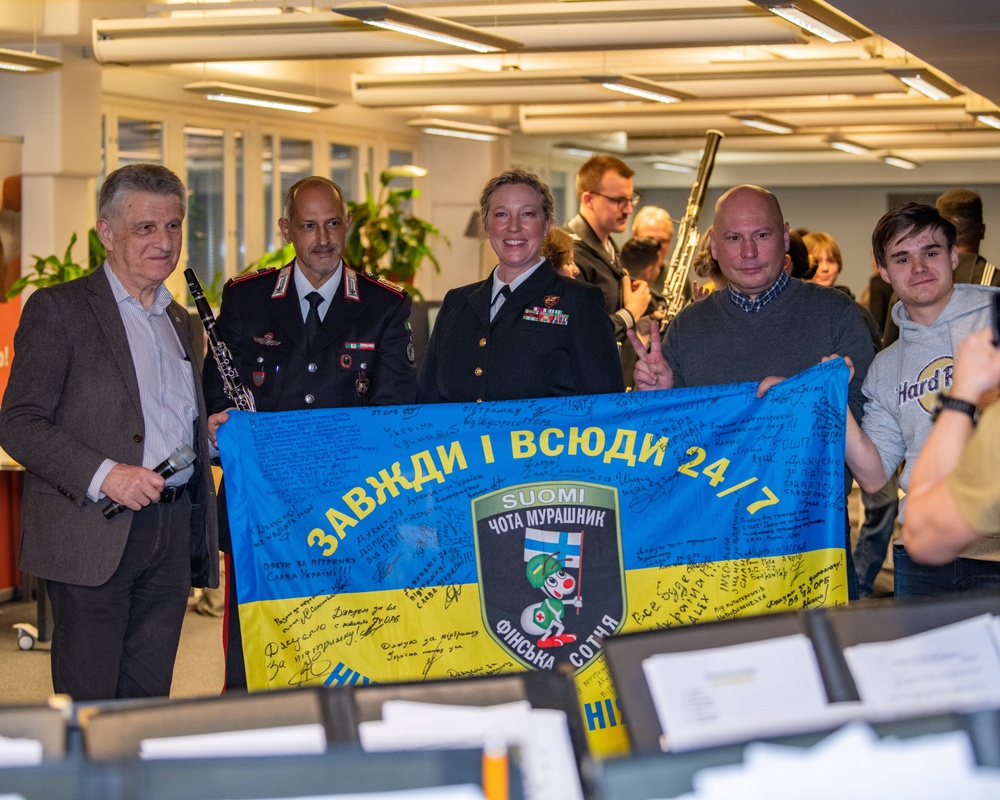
[205,176,415,689]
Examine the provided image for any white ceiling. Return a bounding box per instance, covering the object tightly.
[10,0,1000,170]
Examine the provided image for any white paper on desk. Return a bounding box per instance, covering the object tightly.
[642,634,862,752]
[221,786,485,800]
[359,700,582,800]
[139,723,326,760]
[685,722,1000,800]
[843,613,1000,718]
[0,735,42,767]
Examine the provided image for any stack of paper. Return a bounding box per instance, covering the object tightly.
[844,613,1000,719]
[677,722,1000,800]
[642,634,863,751]
[139,723,327,760]
[0,734,42,767]
[359,700,582,800]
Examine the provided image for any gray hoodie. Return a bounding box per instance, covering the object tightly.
[861,284,999,556]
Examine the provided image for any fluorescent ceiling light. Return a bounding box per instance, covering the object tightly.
[883,155,919,170]
[334,3,522,54]
[828,137,870,155]
[732,113,797,134]
[886,68,961,101]
[652,161,695,173]
[973,112,1000,130]
[407,118,511,142]
[585,74,691,104]
[183,81,335,113]
[751,1,869,43]
[0,47,62,73]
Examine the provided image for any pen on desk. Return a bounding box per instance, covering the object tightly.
[482,733,509,800]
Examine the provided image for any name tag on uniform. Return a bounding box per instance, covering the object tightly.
[523,307,569,325]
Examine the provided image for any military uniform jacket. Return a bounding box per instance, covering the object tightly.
[204,262,416,415]
[417,261,624,403]
[565,214,629,341]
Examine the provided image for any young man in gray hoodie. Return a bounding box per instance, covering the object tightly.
[841,202,1000,598]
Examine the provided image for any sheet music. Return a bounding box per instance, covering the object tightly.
[221,787,485,800]
[642,634,863,751]
[671,722,1000,800]
[843,613,1000,718]
[139,723,326,760]
[359,700,582,800]
[0,734,42,767]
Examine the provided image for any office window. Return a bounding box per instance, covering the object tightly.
[118,118,163,166]
[235,131,246,271]
[550,170,568,225]
[280,137,313,202]
[185,127,225,290]
[331,142,359,203]
[389,148,414,211]
[262,134,275,253]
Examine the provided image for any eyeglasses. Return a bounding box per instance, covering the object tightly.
[590,191,640,210]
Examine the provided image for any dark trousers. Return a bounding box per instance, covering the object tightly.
[46,496,192,701]
[854,475,899,598]
[222,551,247,691]
[893,542,1000,598]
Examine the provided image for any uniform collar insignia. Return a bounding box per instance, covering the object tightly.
[344,266,360,302]
[271,266,291,299]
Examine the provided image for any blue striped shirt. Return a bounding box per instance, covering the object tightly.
[88,264,197,501]
[727,269,790,314]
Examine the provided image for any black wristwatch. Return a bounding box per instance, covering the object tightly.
[931,393,979,426]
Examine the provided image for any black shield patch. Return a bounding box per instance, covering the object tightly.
[473,481,625,672]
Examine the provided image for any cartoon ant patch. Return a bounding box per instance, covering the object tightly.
[473,481,625,672]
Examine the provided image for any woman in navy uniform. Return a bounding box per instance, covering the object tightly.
[418,169,623,403]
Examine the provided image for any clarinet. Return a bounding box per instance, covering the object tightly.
[184,268,256,413]
[660,129,725,326]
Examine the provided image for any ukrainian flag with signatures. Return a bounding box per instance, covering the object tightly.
[218,359,850,756]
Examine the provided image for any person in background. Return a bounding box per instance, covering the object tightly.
[0,164,219,701]
[785,231,817,281]
[904,327,1000,563]
[804,231,854,297]
[540,227,579,279]
[419,169,623,403]
[837,202,999,598]
[205,175,416,690]
[565,155,650,347]
[620,236,661,287]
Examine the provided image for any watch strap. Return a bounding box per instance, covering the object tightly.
[932,394,978,425]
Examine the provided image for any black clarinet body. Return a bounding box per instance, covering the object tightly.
[184,268,256,413]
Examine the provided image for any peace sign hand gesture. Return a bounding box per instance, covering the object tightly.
[626,323,674,391]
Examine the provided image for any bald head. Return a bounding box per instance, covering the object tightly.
[632,206,675,271]
[710,185,790,299]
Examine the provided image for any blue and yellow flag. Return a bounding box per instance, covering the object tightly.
[218,359,850,755]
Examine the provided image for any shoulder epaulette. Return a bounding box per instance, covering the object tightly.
[228,266,277,286]
[357,270,407,297]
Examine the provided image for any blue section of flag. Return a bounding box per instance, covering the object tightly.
[217,360,849,606]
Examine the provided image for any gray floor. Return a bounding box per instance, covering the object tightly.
[0,596,224,704]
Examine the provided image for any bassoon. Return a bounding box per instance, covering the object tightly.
[660,129,725,325]
[184,268,256,413]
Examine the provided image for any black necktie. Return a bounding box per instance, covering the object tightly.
[490,284,511,321]
[304,291,323,350]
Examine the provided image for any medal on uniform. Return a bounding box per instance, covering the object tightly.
[356,370,370,396]
[544,295,559,308]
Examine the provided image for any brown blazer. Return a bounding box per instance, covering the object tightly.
[0,265,218,587]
